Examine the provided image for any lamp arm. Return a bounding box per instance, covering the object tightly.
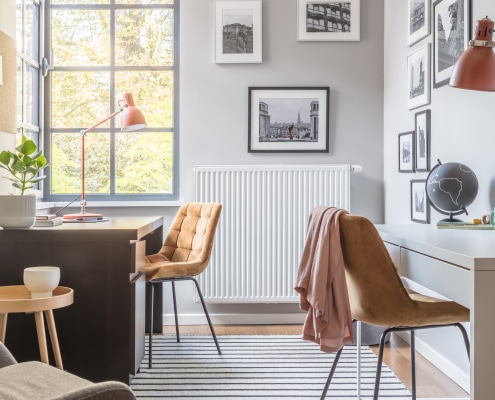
[82,105,126,135]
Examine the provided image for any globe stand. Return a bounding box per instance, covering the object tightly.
[437,212,466,224]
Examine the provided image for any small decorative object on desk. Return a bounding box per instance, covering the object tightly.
[23,266,60,299]
[36,214,57,220]
[34,217,63,227]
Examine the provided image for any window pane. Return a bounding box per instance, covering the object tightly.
[25,64,39,126]
[52,0,109,4]
[16,1,23,52]
[116,71,173,128]
[25,0,39,61]
[115,131,173,194]
[51,71,110,128]
[51,132,110,195]
[16,58,23,124]
[116,8,173,66]
[52,9,110,66]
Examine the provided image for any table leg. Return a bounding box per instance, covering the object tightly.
[0,313,7,343]
[45,310,63,370]
[34,311,49,364]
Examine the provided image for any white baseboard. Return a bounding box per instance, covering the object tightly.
[396,332,470,394]
[162,313,306,326]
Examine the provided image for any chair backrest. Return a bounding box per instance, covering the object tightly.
[338,213,415,327]
[159,202,222,267]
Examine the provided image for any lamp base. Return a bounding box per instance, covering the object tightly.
[63,212,103,221]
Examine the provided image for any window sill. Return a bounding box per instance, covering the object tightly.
[38,200,183,209]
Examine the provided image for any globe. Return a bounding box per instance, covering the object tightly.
[425,161,478,222]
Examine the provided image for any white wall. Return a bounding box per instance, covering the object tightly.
[384,0,495,224]
[0,0,16,195]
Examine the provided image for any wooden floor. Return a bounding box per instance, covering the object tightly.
[163,324,468,398]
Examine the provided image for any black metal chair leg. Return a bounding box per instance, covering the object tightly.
[320,346,344,400]
[190,277,222,355]
[455,323,470,360]
[411,330,416,400]
[148,282,154,369]
[373,327,392,400]
[171,281,180,343]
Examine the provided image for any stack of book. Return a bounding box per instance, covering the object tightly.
[34,214,63,227]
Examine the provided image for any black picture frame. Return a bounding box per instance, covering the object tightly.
[433,0,471,88]
[414,109,431,171]
[411,179,430,223]
[398,131,415,173]
[248,87,330,153]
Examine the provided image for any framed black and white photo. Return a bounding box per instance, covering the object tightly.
[415,109,430,171]
[297,0,360,41]
[411,179,430,223]
[215,1,262,63]
[407,0,430,46]
[248,87,330,153]
[433,0,470,88]
[407,43,431,110]
[398,131,415,172]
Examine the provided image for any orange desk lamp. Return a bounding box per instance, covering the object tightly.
[450,17,495,91]
[63,93,146,221]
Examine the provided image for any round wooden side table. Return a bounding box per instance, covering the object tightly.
[0,285,74,369]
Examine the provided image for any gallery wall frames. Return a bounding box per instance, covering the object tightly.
[414,109,430,171]
[411,179,430,223]
[297,0,360,41]
[215,1,262,63]
[398,131,415,172]
[248,87,330,153]
[433,0,471,88]
[407,43,431,110]
[407,0,430,46]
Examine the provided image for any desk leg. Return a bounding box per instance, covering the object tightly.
[34,311,49,365]
[0,313,7,343]
[45,310,63,370]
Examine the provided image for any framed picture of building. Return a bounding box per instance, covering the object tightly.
[411,179,430,223]
[433,0,470,88]
[215,1,262,63]
[407,0,430,46]
[248,87,330,153]
[297,0,360,41]
[415,109,431,171]
[407,43,431,109]
[398,131,415,173]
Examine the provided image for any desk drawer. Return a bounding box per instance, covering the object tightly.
[400,248,472,309]
[130,240,146,273]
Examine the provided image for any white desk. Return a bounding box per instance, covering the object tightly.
[377,224,495,400]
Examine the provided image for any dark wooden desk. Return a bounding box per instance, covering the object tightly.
[0,216,164,384]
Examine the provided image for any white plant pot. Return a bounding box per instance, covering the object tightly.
[23,266,60,298]
[0,194,36,228]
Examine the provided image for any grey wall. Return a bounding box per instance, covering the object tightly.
[175,0,385,322]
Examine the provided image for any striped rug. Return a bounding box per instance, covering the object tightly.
[131,335,411,399]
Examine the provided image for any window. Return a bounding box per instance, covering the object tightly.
[16,0,42,149]
[44,0,178,202]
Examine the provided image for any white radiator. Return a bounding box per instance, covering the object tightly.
[194,164,358,303]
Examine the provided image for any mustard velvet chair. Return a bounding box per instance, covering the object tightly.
[144,203,222,368]
[320,213,470,400]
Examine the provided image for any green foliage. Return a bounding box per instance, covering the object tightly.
[0,135,48,195]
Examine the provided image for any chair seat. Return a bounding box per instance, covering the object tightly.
[144,255,206,280]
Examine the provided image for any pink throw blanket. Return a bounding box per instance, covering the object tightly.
[294,207,354,352]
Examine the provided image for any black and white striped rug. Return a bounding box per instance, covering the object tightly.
[131,335,411,399]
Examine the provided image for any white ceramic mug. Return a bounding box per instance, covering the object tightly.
[23,266,60,298]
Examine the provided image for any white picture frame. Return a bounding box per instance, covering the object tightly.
[297,0,360,42]
[215,1,263,64]
[407,43,431,110]
[407,0,430,46]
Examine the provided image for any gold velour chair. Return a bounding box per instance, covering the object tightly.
[320,212,470,400]
[144,203,222,368]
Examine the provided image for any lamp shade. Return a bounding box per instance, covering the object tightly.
[449,18,495,91]
[121,92,147,131]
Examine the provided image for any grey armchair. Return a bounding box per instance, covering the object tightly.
[0,342,136,400]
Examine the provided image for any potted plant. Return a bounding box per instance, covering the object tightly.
[0,135,48,228]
